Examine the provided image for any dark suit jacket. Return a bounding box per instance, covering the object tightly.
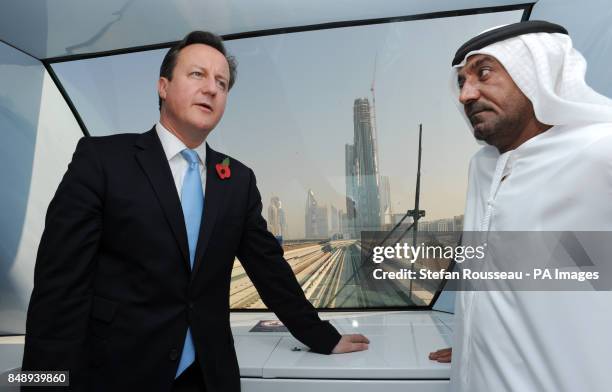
[22,127,341,391]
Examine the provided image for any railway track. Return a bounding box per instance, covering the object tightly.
[228,240,440,309]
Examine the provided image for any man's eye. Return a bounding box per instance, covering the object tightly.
[478,68,491,78]
[190,71,203,77]
[216,80,228,91]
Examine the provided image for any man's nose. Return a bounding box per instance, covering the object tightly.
[200,77,218,96]
[459,81,480,105]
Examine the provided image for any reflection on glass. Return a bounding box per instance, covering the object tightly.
[51,10,524,309]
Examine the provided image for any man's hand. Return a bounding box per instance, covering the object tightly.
[429,347,452,363]
[331,334,370,354]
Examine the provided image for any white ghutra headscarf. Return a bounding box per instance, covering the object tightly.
[451,23,612,127]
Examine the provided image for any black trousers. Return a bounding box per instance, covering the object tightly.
[171,361,206,392]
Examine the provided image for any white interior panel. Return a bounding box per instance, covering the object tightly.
[0,42,45,334]
[0,43,83,334]
[0,0,531,59]
[241,378,449,392]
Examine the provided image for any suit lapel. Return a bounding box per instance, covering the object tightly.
[135,128,190,271]
[191,144,229,279]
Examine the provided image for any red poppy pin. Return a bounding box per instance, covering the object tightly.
[216,157,231,179]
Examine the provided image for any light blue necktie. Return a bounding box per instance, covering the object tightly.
[176,149,204,378]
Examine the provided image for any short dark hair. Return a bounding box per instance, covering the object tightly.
[158,31,237,110]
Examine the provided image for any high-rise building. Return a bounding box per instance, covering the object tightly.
[344,98,381,234]
[330,205,340,236]
[315,205,329,238]
[305,189,317,239]
[345,144,357,238]
[267,196,287,238]
[380,175,392,224]
[454,215,464,232]
[305,190,329,239]
[338,210,346,239]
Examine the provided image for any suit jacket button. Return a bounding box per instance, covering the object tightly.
[169,348,179,361]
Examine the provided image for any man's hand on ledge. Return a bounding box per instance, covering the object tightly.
[429,347,452,363]
[332,334,370,354]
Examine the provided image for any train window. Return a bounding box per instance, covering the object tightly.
[51,9,524,309]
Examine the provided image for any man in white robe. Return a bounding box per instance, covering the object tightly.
[429,21,612,391]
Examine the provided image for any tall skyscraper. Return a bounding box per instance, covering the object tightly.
[267,196,287,238]
[315,205,329,238]
[344,144,357,238]
[380,175,392,224]
[305,190,329,239]
[338,210,346,239]
[345,98,381,235]
[305,189,317,239]
[453,215,464,232]
[330,205,340,236]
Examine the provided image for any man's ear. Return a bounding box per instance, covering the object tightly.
[158,77,169,100]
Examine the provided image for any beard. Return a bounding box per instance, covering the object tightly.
[472,114,507,143]
[466,101,527,150]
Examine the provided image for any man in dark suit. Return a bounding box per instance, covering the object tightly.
[22,31,369,392]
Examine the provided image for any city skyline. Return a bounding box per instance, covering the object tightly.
[267,196,287,238]
[217,11,521,239]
